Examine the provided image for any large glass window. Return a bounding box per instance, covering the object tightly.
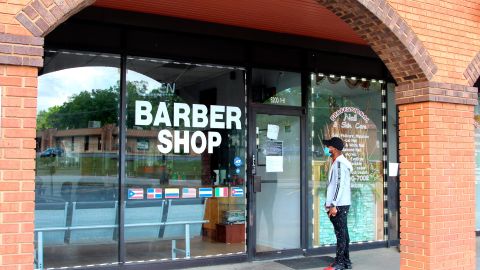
[35,51,120,268]
[125,57,247,261]
[308,74,385,247]
[35,53,247,268]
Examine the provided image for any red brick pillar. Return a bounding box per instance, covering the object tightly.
[398,82,477,270]
[0,65,38,269]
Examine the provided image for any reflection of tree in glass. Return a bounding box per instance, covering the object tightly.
[36,80,182,130]
[125,81,182,129]
[36,84,119,130]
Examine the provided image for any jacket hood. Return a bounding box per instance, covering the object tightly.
[336,154,353,172]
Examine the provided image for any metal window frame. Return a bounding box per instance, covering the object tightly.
[246,67,307,260]
[36,45,397,269]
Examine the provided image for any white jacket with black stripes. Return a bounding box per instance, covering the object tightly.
[325,154,353,209]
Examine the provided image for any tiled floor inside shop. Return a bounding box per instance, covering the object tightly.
[42,237,244,268]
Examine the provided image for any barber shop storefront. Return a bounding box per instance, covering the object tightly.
[33,5,399,270]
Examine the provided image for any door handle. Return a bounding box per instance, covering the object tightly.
[251,154,261,192]
[251,154,256,175]
[254,176,262,193]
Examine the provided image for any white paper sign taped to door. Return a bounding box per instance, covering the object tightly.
[265,140,283,172]
[267,124,279,140]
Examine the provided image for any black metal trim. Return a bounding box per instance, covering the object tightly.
[249,110,304,259]
[304,71,313,250]
[246,67,256,261]
[381,83,389,245]
[246,68,313,259]
[248,104,304,115]
[388,240,400,247]
[45,6,395,83]
[395,98,401,242]
[300,71,309,252]
[118,53,127,264]
[305,241,396,256]
[476,231,480,237]
[386,84,400,245]
[253,249,304,261]
[52,254,248,270]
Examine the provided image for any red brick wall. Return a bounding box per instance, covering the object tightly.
[399,102,476,270]
[0,0,478,270]
[0,0,30,36]
[388,0,480,86]
[0,65,37,269]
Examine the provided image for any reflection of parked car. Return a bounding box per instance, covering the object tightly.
[40,148,64,157]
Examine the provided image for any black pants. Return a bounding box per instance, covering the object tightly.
[329,205,350,265]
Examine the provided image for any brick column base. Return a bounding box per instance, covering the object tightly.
[399,101,476,270]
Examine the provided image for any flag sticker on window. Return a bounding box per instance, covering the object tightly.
[128,188,144,200]
[165,188,180,198]
[231,187,244,197]
[199,187,213,198]
[182,188,197,198]
[215,187,229,197]
[147,188,163,199]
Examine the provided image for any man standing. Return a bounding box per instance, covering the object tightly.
[322,137,353,270]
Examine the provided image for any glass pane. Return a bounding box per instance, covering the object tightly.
[252,69,301,106]
[125,57,247,261]
[255,114,301,252]
[35,51,120,268]
[308,74,384,247]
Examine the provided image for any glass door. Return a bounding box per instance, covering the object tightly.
[252,112,302,256]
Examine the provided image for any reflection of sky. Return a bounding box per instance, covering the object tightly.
[38,67,161,112]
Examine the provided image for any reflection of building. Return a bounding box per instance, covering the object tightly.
[37,124,118,153]
[37,126,211,156]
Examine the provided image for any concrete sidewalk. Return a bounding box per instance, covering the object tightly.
[187,237,480,270]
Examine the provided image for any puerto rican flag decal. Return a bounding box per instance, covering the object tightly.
[128,188,144,200]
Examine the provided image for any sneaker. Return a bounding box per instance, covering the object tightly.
[323,263,345,270]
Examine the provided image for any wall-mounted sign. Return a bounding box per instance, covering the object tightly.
[135,101,242,154]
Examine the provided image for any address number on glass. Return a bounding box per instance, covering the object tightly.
[269,97,286,104]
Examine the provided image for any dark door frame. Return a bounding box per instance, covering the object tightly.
[246,68,308,261]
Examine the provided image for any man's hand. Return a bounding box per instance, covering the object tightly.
[328,206,338,217]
